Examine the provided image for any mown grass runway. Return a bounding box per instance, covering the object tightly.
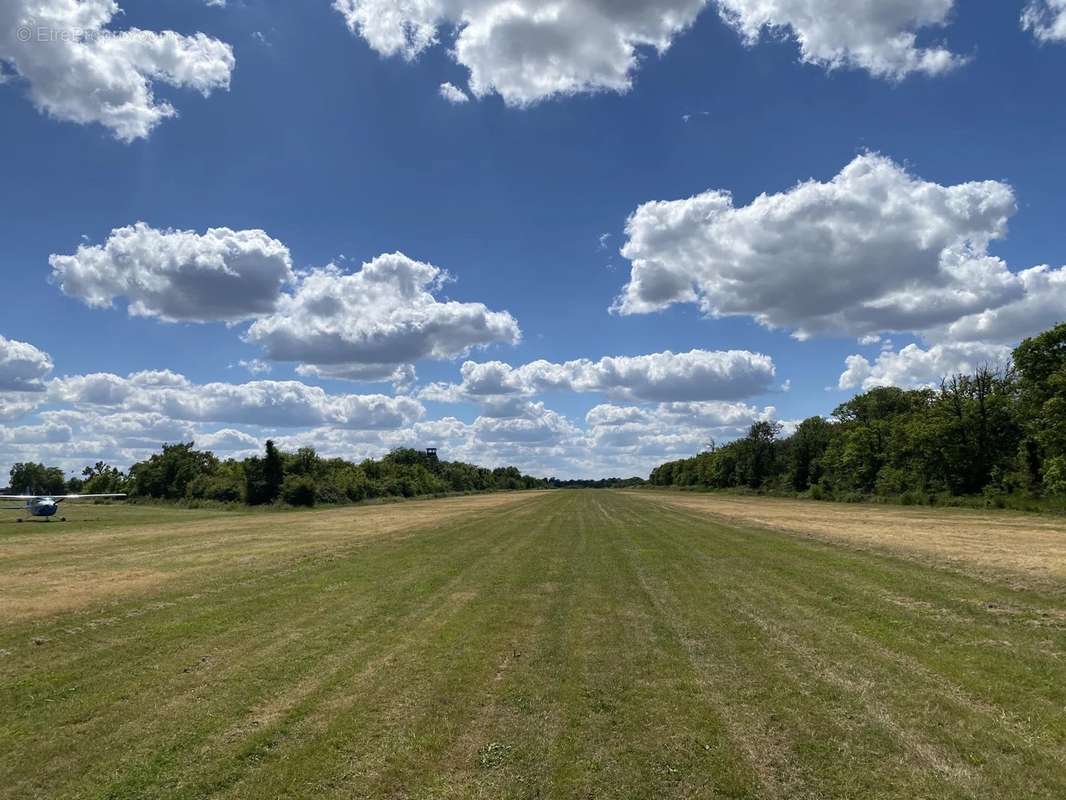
[2,491,1064,798]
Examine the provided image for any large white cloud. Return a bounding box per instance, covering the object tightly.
[473,404,579,445]
[421,349,776,404]
[196,428,262,452]
[332,0,708,105]
[581,350,775,401]
[1023,1,1066,42]
[40,409,196,449]
[0,335,53,422]
[615,153,1022,340]
[0,0,234,141]
[245,252,521,377]
[0,334,53,391]
[838,341,1012,391]
[50,223,295,323]
[585,399,777,452]
[717,0,964,79]
[0,421,72,444]
[49,371,425,430]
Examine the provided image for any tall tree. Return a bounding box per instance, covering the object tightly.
[129,443,218,499]
[8,463,66,494]
[789,417,832,492]
[1014,322,1066,490]
[263,440,284,503]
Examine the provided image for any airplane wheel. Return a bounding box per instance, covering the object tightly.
[16,518,22,523]
[60,517,67,522]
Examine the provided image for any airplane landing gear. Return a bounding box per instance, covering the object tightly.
[16,518,22,523]
[60,517,66,522]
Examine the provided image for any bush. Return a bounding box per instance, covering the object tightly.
[312,478,347,505]
[339,468,370,502]
[899,489,924,506]
[874,466,912,497]
[281,475,316,507]
[130,442,220,500]
[187,472,243,503]
[981,484,1009,509]
[1043,456,1066,496]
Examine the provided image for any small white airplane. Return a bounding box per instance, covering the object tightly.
[1,494,126,522]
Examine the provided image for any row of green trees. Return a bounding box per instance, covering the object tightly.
[546,477,646,488]
[6,444,546,507]
[650,323,1066,505]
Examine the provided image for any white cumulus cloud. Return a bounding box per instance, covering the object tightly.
[245,252,520,378]
[1022,1,1066,42]
[473,404,579,445]
[583,400,789,465]
[0,334,53,391]
[50,223,295,323]
[615,153,1021,340]
[837,342,1012,391]
[421,349,776,404]
[0,0,234,141]
[333,0,709,106]
[717,0,964,79]
[49,371,425,430]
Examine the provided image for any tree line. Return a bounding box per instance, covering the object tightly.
[5,443,546,507]
[545,477,646,488]
[650,322,1066,508]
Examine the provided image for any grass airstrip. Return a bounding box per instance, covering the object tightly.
[1,491,1064,798]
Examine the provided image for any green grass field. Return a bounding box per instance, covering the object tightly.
[1,491,1064,799]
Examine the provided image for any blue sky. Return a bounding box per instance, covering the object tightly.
[1,0,1065,478]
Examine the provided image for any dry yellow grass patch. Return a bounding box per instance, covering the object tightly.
[640,492,1066,586]
[0,493,543,622]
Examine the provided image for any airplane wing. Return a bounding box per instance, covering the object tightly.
[0,494,127,503]
[54,494,127,503]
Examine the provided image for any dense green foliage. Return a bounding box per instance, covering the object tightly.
[5,443,546,507]
[651,323,1066,505]
[148,443,545,506]
[6,462,67,495]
